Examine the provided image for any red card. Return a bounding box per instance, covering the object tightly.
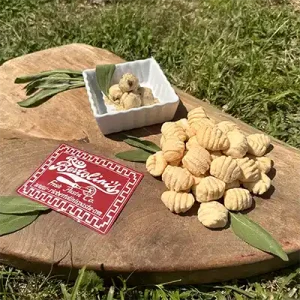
[17,144,143,234]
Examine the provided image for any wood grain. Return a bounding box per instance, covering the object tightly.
[0,44,300,284]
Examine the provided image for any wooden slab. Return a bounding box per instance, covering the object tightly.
[1,44,300,284]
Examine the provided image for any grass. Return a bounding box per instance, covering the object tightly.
[1,0,300,298]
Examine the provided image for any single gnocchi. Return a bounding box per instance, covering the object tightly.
[243,173,271,195]
[175,118,196,138]
[146,151,167,177]
[119,73,139,92]
[196,124,229,151]
[223,129,248,158]
[224,188,253,211]
[195,176,225,202]
[162,138,185,163]
[247,134,271,157]
[162,165,194,192]
[198,201,228,229]
[161,191,195,213]
[217,121,238,134]
[182,146,211,176]
[247,155,272,174]
[161,122,187,142]
[187,107,208,124]
[210,156,241,183]
[237,157,260,183]
[186,136,199,150]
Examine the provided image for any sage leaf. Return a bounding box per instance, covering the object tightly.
[0,212,39,236]
[96,64,115,96]
[0,196,50,214]
[18,87,69,107]
[115,149,151,162]
[123,135,161,153]
[15,69,82,84]
[230,212,289,261]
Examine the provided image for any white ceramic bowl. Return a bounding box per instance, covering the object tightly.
[83,58,179,135]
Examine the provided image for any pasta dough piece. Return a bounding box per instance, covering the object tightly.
[247,134,271,157]
[182,146,211,176]
[247,155,272,174]
[186,136,199,150]
[175,118,196,138]
[224,188,252,211]
[162,166,194,192]
[146,151,167,177]
[217,121,238,134]
[119,73,139,92]
[160,135,166,148]
[237,157,260,182]
[162,138,185,163]
[196,124,229,150]
[161,122,187,142]
[187,107,208,124]
[191,174,206,195]
[195,176,225,202]
[198,201,228,229]
[243,173,272,195]
[210,156,241,183]
[161,191,195,213]
[223,129,248,158]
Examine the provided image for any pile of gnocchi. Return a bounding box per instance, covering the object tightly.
[104,73,159,110]
[146,106,273,229]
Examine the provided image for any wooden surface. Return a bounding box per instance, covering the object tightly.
[1,44,300,284]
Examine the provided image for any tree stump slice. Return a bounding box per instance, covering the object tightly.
[0,44,300,284]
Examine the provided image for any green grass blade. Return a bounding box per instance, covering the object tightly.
[0,196,50,214]
[115,149,151,162]
[123,135,161,153]
[15,70,82,84]
[230,212,289,261]
[70,266,86,300]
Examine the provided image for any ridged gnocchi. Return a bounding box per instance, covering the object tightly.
[146,151,167,177]
[161,122,187,142]
[217,121,238,134]
[175,118,196,138]
[162,138,185,163]
[243,173,271,195]
[237,157,260,183]
[161,191,195,213]
[223,129,248,158]
[187,107,208,124]
[224,188,253,211]
[186,136,199,150]
[247,134,271,156]
[195,176,225,202]
[210,156,241,183]
[162,165,194,192]
[247,155,272,174]
[196,124,229,150]
[198,201,228,228]
[182,146,211,176]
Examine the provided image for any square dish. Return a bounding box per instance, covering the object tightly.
[83,58,179,135]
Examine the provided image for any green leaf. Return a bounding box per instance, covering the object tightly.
[70,266,86,300]
[15,69,82,84]
[123,135,161,153]
[79,270,104,293]
[230,212,289,261]
[17,87,69,107]
[95,64,115,96]
[0,196,50,214]
[115,149,151,162]
[0,212,39,236]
